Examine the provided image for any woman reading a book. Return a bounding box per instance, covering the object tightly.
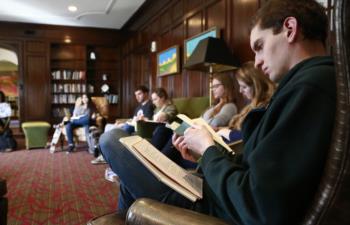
[216,61,275,144]
[149,87,178,123]
[151,73,238,155]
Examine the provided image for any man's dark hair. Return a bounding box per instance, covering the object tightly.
[251,0,328,45]
[135,85,149,93]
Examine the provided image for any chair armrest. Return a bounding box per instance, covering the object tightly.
[126,198,229,225]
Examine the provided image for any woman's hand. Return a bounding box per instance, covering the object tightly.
[216,127,231,140]
[154,112,167,122]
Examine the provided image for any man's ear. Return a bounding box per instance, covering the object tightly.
[283,17,298,43]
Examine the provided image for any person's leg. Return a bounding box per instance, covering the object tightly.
[65,121,75,146]
[151,125,173,150]
[120,123,135,134]
[99,128,172,211]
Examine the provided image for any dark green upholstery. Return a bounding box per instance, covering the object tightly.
[173,96,209,119]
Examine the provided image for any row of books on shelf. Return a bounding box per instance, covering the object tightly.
[52,84,94,94]
[105,94,119,104]
[52,107,70,118]
[52,94,89,104]
[51,70,86,80]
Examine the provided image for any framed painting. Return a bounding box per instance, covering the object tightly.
[184,27,220,62]
[157,45,180,76]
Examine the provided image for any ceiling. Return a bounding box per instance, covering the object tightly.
[0,0,146,30]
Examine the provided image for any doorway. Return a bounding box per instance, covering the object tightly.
[0,46,20,128]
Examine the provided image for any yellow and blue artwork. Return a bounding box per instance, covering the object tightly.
[184,27,219,61]
[157,46,179,76]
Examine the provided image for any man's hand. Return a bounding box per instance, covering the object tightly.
[183,124,215,156]
[172,134,198,162]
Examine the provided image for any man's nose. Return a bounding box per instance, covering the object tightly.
[254,56,263,69]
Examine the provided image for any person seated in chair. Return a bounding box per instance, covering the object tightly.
[0,91,16,152]
[148,87,178,123]
[104,85,155,134]
[92,85,155,164]
[150,73,239,169]
[65,94,94,154]
[217,61,275,144]
[96,87,177,165]
[99,1,336,224]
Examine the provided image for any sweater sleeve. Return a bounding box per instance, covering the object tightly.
[207,103,237,127]
[163,104,178,123]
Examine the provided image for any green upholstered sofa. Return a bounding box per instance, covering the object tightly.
[172,96,209,119]
[136,96,209,139]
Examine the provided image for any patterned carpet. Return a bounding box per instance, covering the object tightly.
[0,147,119,225]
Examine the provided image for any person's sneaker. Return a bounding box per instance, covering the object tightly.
[66,145,75,154]
[91,155,107,164]
[104,167,119,183]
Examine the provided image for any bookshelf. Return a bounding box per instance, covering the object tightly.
[50,44,120,123]
[50,44,89,123]
[86,46,120,120]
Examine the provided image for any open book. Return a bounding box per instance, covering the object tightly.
[168,114,233,153]
[119,135,203,202]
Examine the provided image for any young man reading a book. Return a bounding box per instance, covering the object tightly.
[99,0,336,224]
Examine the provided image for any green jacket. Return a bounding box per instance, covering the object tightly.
[199,56,336,225]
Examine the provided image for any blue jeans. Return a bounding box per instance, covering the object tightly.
[65,115,90,145]
[99,128,197,211]
[151,126,197,169]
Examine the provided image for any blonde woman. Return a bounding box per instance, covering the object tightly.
[217,61,276,143]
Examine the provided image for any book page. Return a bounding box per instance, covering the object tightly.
[176,114,232,153]
[132,139,203,198]
[166,121,180,131]
[119,136,202,201]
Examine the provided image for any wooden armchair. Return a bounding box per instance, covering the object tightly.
[88,1,350,224]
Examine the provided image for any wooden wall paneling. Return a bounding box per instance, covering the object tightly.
[172,0,184,23]
[121,58,130,117]
[232,0,259,62]
[26,40,46,53]
[184,0,204,12]
[185,11,206,97]
[23,53,50,121]
[171,22,185,97]
[206,0,226,31]
[160,10,171,32]
[151,19,160,40]
[186,11,204,38]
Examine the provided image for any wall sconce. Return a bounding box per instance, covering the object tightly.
[151,41,157,53]
[64,36,71,43]
[90,51,96,60]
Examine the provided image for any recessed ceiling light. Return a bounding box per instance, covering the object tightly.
[68,5,77,12]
